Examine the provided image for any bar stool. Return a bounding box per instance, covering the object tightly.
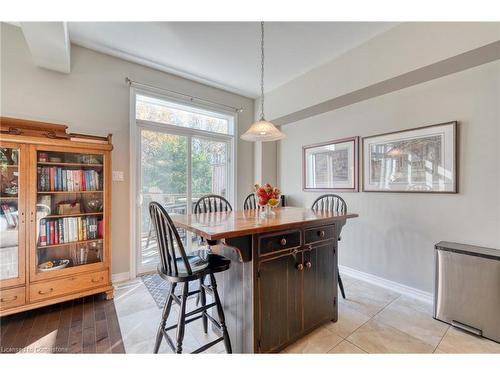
[149,202,232,354]
[311,194,348,299]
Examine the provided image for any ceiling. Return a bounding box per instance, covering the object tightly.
[67,22,397,98]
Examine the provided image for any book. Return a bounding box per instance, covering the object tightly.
[49,221,55,245]
[1,203,16,227]
[39,219,47,246]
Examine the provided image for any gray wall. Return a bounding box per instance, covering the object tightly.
[278,61,500,293]
[0,23,255,277]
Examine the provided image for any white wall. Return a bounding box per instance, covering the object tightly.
[0,23,255,276]
[278,61,500,293]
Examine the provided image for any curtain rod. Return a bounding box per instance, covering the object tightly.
[125,77,244,113]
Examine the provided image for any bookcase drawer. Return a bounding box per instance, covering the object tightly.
[0,286,26,311]
[29,270,108,302]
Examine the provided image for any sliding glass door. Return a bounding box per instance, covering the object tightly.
[138,129,188,271]
[134,93,234,274]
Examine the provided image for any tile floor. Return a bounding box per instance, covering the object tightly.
[114,274,500,354]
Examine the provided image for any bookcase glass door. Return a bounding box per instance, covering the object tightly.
[35,149,105,275]
[0,146,23,283]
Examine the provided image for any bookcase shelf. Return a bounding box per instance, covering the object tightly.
[38,162,103,167]
[37,238,103,249]
[0,116,113,317]
[43,212,103,219]
[37,190,103,194]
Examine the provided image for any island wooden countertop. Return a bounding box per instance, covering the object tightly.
[170,206,358,241]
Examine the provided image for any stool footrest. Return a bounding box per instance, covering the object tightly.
[190,336,224,354]
[185,302,217,318]
[172,289,201,305]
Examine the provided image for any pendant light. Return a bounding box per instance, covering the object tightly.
[241,22,285,142]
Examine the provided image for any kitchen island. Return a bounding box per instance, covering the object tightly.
[171,206,358,353]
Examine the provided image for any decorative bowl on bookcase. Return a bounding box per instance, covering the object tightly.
[38,259,70,272]
[83,195,103,212]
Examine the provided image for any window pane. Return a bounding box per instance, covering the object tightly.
[192,138,228,202]
[140,130,189,268]
[136,95,232,135]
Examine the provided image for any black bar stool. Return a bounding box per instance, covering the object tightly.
[149,202,232,354]
[311,194,348,299]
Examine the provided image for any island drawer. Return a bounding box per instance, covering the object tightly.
[304,225,335,244]
[259,230,301,255]
[29,270,109,302]
[0,286,26,311]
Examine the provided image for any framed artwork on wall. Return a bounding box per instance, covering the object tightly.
[362,121,458,193]
[303,136,359,192]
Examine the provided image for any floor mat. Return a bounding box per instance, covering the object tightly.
[141,273,198,308]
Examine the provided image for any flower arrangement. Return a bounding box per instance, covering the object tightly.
[254,183,281,217]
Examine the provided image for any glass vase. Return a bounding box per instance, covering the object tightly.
[259,204,275,219]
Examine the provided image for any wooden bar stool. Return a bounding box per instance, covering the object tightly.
[149,202,232,354]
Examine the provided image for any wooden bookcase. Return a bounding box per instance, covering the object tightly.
[0,117,113,316]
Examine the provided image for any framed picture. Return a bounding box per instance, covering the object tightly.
[362,121,458,193]
[303,136,359,192]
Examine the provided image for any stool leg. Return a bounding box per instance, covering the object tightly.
[209,273,232,354]
[175,282,189,354]
[338,272,346,299]
[195,275,205,306]
[154,282,176,353]
[199,277,208,334]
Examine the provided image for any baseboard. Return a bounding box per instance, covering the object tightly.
[338,265,434,304]
[111,271,130,284]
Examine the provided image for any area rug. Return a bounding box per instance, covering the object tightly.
[141,273,198,308]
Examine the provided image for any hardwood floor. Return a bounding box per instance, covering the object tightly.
[0,294,125,354]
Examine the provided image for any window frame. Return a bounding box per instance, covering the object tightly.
[129,87,238,277]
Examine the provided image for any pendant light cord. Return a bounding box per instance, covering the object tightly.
[260,21,265,121]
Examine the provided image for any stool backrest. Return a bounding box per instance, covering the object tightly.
[149,201,192,275]
[311,194,347,213]
[311,194,347,236]
[193,194,232,214]
[243,193,257,210]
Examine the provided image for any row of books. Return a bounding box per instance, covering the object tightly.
[39,216,103,246]
[1,202,18,228]
[38,167,102,192]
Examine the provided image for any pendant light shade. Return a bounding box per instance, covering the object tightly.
[241,119,286,142]
[241,22,285,143]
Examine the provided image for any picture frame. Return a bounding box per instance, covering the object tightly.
[362,121,458,193]
[302,136,359,192]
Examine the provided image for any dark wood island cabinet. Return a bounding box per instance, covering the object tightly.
[172,206,358,353]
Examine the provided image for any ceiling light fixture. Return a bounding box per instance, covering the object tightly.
[241,22,285,142]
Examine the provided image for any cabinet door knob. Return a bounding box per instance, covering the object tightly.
[38,288,53,295]
[280,238,287,246]
[305,261,312,269]
[318,230,325,238]
[296,263,304,271]
[91,277,103,283]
